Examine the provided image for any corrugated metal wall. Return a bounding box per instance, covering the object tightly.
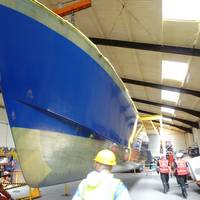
[148,134,160,156]
[148,129,188,156]
[192,128,200,149]
[164,130,187,152]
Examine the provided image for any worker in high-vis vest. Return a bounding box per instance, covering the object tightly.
[72,149,131,200]
[174,152,189,199]
[157,154,171,193]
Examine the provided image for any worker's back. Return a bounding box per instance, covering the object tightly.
[72,149,131,200]
[80,171,120,200]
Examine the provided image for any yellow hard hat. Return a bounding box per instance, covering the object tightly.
[94,149,116,166]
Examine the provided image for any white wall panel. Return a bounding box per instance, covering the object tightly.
[192,128,200,149]
[0,108,15,147]
[198,129,200,149]
[186,132,194,148]
[148,134,160,156]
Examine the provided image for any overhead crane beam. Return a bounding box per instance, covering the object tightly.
[139,114,192,133]
[140,115,162,121]
[140,114,192,133]
[154,120,192,133]
[122,78,200,98]
[53,0,91,17]
[138,109,198,128]
[90,37,200,57]
[132,98,200,117]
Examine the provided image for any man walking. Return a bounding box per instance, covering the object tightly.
[174,152,189,198]
[157,154,171,193]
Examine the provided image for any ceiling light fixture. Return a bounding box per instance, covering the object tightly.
[161,107,175,114]
[163,0,200,21]
[162,60,188,83]
[162,117,172,122]
[161,90,180,103]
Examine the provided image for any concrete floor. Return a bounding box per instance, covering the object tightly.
[9,172,200,200]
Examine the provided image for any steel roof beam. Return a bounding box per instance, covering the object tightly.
[90,37,200,56]
[122,78,200,98]
[138,109,198,128]
[132,98,200,117]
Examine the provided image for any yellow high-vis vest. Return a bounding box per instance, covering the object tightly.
[79,177,121,200]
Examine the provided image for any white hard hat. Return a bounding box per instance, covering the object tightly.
[3,171,10,176]
[176,152,183,158]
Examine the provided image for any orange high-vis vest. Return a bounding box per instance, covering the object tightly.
[176,159,188,175]
[159,159,169,173]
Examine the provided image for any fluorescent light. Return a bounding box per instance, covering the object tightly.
[161,107,175,114]
[162,117,172,122]
[161,90,180,103]
[163,0,200,21]
[162,60,188,83]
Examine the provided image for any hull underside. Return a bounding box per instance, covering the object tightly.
[13,128,114,187]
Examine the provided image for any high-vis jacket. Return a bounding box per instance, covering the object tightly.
[72,171,131,200]
[175,159,188,175]
[159,159,170,174]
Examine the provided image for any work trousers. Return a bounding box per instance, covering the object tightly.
[160,173,169,193]
[177,175,188,198]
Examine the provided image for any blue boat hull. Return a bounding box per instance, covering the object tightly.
[0,0,137,186]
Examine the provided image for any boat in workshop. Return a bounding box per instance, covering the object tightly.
[0,0,139,187]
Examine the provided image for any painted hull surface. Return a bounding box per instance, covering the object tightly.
[0,0,137,186]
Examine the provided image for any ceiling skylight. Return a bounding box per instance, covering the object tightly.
[162,117,172,122]
[163,0,200,21]
[161,90,180,103]
[162,60,188,83]
[161,107,175,115]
